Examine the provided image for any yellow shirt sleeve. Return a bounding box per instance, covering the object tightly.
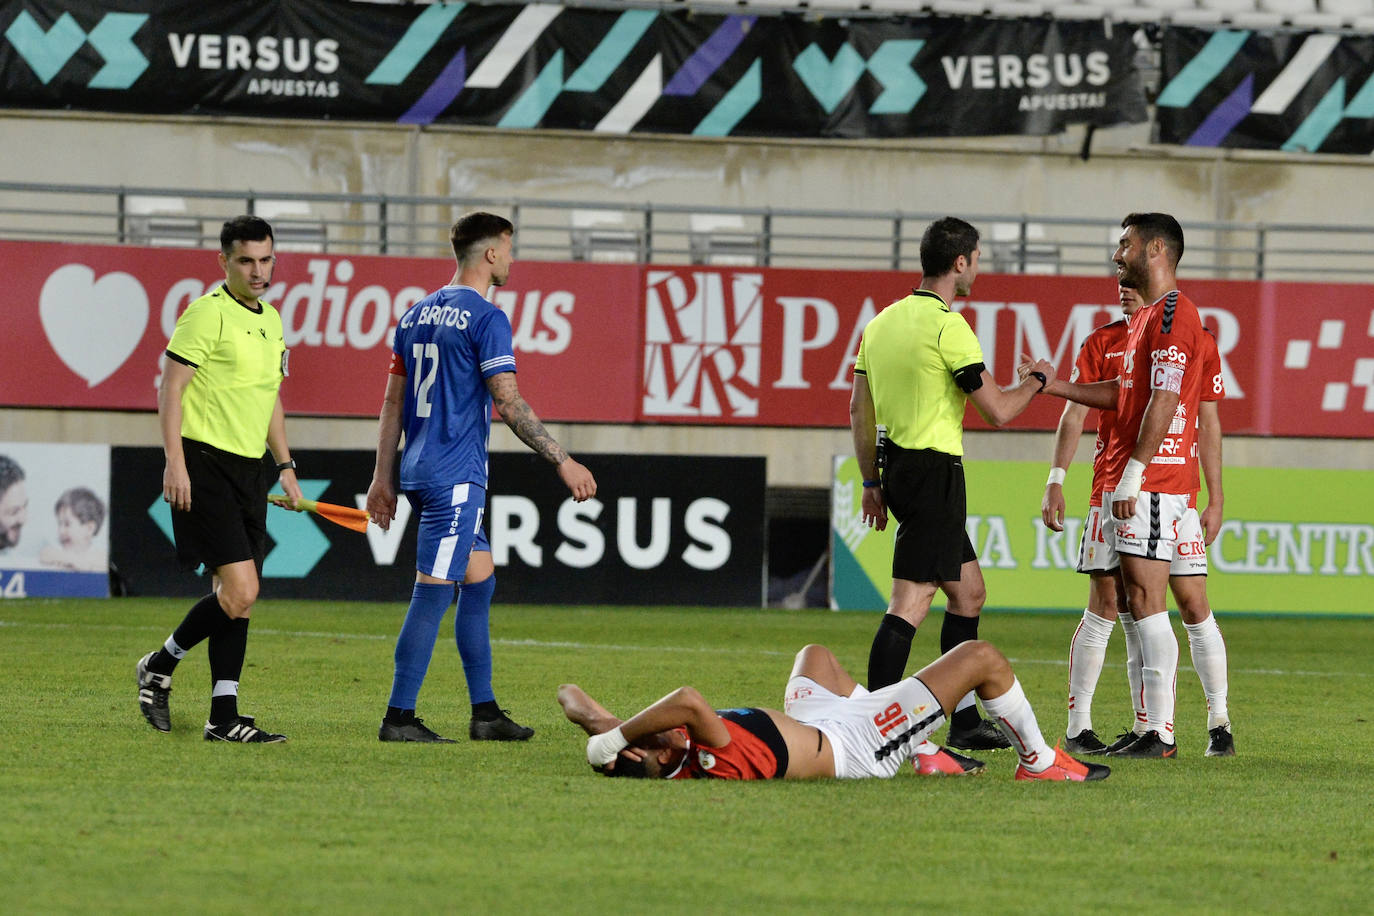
[166,296,222,367]
[854,333,868,374]
[938,313,983,375]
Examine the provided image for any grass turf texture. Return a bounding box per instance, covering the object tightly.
[2,600,1370,914]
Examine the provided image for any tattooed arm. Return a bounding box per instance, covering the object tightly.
[486,372,597,501]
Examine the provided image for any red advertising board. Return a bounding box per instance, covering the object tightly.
[0,241,640,422]
[4,240,1372,438]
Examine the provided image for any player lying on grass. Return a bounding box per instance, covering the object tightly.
[559,641,1109,782]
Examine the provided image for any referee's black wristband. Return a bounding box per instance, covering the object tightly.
[276,460,297,472]
[1029,370,1047,393]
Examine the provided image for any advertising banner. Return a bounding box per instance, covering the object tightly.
[831,456,1374,616]
[0,241,640,421]
[110,447,764,606]
[1158,27,1374,154]
[0,441,110,597]
[6,241,1373,437]
[0,1,1146,139]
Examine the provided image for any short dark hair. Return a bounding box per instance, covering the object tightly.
[55,487,106,534]
[919,217,980,277]
[0,454,23,494]
[220,215,274,254]
[450,212,514,264]
[1121,212,1184,267]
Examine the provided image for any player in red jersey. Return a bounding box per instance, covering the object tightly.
[1035,213,1212,759]
[1040,285,1234,758]
[559,641,1109,782]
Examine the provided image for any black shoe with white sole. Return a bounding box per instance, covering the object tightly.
[204,716,287,743]
[136,652,172,733]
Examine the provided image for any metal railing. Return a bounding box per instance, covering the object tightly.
[3,180,1374,282]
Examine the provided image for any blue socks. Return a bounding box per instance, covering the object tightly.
[456,575,496,706]
[388,582,454,710]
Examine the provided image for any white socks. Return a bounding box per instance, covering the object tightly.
[1119,614,1147,735]
[211,679,239,698]
[914,739,941,756]
[1185,613,1231,729]
[164,636,187,660]
[1134,612,1178,744]
[981,678,1054,773]
[1067,610,1115,736]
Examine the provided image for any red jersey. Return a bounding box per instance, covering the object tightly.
[1070,319,1128,507]
[668,709,786,780]
[1101,290,1211,495]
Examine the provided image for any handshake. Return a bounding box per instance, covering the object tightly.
[1016,357,1057,393]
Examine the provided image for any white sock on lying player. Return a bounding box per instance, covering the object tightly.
[1067,609,1115,736]
[981,678,1056,773]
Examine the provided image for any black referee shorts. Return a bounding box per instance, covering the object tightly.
[171,438,269,575]
[882,444,977,583]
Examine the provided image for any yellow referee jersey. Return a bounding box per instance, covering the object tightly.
[166,284,287,459]
[854,289,983,456]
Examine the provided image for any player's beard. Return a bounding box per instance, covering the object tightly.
[1116,252,1147,290]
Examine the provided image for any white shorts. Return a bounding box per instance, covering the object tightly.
[1102,489,1201,567]
[783,675,945,779]
[1078,503,1208,576]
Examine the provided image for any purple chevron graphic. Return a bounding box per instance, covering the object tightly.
[399,47,467,125]
[663,15,756,97]
[1186,73,1253,147]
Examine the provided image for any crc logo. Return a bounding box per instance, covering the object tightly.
[642,270,762,418]
[4,10,148,88]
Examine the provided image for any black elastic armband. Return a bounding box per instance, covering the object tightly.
[952,362,986,394]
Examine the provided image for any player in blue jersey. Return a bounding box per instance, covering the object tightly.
[366,212,597,743]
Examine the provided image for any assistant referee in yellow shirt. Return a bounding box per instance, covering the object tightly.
[850,217,1055,759]
[135,215,304,744]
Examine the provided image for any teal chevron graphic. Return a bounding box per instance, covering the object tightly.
[147,479,332,578]
[5,11,86,84]
[565,9,656,93]
[1156,29,1250,109]
[1282,77,1345,153]
[263,480,332,578]
[498,50,566,128]
[693,58,761,136]
[1344,73,1374,119]
[866,40,925,114]
[86,13,149,89]
[794,43,867,115]
[366,2,465,85]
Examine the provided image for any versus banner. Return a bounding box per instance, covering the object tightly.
[1158,27,1374,154]
[0,1,1145,138]
[110,448,765,606]
[6,240,1374,437]
[831,457,1374,616]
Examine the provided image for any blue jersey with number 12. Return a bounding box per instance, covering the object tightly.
[392,284,516,490]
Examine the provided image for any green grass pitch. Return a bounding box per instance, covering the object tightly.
[2,598,1370,913]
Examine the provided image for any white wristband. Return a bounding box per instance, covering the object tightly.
[586,726,629,767]
[1115,458,1146,503]
[1046,467,1066,487]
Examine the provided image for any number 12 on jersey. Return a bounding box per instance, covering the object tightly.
[411,343,439,417]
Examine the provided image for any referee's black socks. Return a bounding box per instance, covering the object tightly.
[867,614,917,690]
[941,612,982,730]
[148,592,232,675]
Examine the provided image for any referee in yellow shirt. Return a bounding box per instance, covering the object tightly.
[135,215,303,743]
[850,217,1055,770]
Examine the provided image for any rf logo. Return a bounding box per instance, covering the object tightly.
[5,10,149,88]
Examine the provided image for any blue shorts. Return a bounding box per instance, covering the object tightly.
[405,482,489,582]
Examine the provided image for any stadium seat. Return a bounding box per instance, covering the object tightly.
[1255,0,1317,15]
[1171,6,1227,21]
[808,0,869,11]
[867,0,930,12]
[255,200,327,253]
[1050,2,1109,19]
[928,0,991,15]
[1227,8,1288,23]
[571,209,642,263]
[1200,0,1260,14]
[1288,9,1351,23]
[989,0,1046,16]
[689,213,762,267]
[125,195,201,248]
[1135,0,1198,12]
[1319,0,1374,15]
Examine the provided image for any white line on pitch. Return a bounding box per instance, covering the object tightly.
[2,620,1368,679]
